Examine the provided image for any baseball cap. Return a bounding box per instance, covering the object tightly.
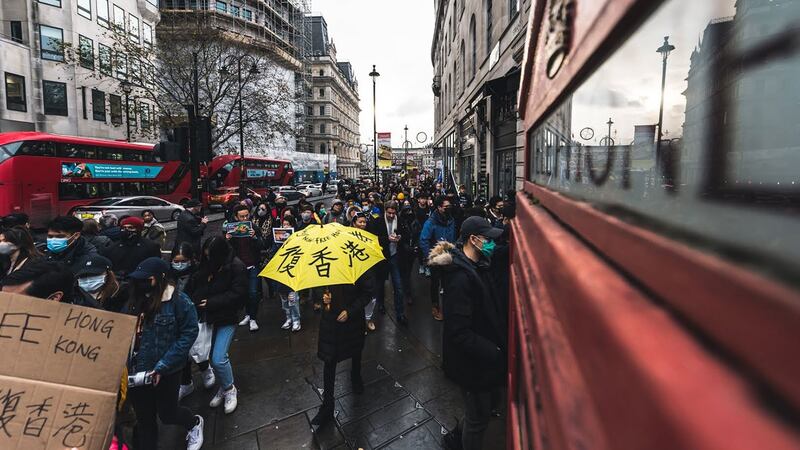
[128,257,169,280]
[459,216,503,241]
[76,255,112,277]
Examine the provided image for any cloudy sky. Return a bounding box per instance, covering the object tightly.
[310,0,436,148]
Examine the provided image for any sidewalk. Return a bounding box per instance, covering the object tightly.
[159,263,506,449]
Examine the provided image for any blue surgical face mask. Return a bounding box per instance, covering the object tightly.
[47,236,72,253]
[78,274,106,293]
[171,261,191,272]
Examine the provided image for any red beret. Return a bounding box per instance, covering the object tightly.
[120,216,145,231]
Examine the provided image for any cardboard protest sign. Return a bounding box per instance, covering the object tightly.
[0,293,136,449]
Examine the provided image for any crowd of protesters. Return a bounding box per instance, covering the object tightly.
[0,172,514,450]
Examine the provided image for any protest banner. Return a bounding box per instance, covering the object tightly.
[0,293,136,449]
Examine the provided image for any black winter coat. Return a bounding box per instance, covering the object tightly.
[44,236,98,276]
[188,256,248,326]
[175,210,206,253]
[317,270,375,364]
[100,236,161,278]
[429,242,506,391]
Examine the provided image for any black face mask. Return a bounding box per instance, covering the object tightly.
[132,278,154,298]
[122,230,138,241]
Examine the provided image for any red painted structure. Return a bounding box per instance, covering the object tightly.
[510,1,800,449]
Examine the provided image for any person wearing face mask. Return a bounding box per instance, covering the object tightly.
[296,204,320,231]
[101,216,160,280]
[224,204,264,332]
[124,257,204,450]
[0,226,41,284]
[271,196,288,220]
[486,196,505,229]
[419,196,455,321]
[75,255,128,311]
[141,209,167,249]
[1,260,77,304]
[323,200,348,225]
[44,216,98,275]
[427,217,506,450]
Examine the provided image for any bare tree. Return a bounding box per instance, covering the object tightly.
[64,17,296,150]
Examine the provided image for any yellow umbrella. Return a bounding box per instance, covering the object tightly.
[259,222,385,292]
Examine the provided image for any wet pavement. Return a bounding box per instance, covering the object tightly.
[157,211,506,450]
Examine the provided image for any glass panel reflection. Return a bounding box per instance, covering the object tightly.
[529,0,800,280]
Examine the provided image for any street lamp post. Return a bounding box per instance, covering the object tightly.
[656,36,675,169]
[120,81,133,142]
[369,65,380,185]
[220,55,260,198]
[606,118,614,144]
[403,125,409,172]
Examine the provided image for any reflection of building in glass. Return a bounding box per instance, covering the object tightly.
[681,0,800,186]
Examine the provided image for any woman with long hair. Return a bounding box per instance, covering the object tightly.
[74,254,128,311]
[126,257,204,450]
[0,226,41,283]
[188,235,248,414]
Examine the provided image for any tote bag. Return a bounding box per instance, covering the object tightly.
[190,322,213,363]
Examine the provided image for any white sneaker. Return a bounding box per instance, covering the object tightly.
[292,321,301,332]
[186,415,204,450]
[223,386,238,414]
[281,319,292,330]
[209,387,224,408]
[238,315,251,326]
[249,319,259,332]
[201,368,215,389]
[179,381,194,401]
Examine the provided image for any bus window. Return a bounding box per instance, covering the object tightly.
[0,141,22,163]
[56,143,83,159]
[124,151,144,162]
[84,146,98,159]
[19,141,56,157]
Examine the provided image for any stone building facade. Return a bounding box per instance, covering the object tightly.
[432,0,529,198]
[308,15,361,179]
[0,0,160,141]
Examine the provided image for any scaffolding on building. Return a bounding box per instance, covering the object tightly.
[158,0,313,151]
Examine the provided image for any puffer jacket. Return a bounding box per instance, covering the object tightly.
[428,242,506,391]
[187,256,248,326]
[419,210,456,259]
[129,285,199,376]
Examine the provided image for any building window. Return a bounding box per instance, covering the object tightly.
[509,0,519,17]
[115,53,127,80]
[77,0,92,19]
[38,0,61,8]
[97,0,110,27]
[128,14,140,43]
[130,58,141,85]
[319,88,325,97]
[470,15,477,79]
[127,98,136,127]
[460,41,465,94]
[319,69,324,76]
[143,23,153,47]
[231,5,239,16]
[485,0,493,54]
[109,94,122,124]
[42,80,68,116]
[319,105,325,115]
[92,89,105,121]
[4,73,26,112]
[10,21,23,44]
[243,9,253,21]
[39,25,64,61]
[99,44,112,75]
[320,124,326,134]
[320,144,325,153]
[140,102,151,130]
[79,35,94,70]
[216,1,227,13]
[113,5,125,31]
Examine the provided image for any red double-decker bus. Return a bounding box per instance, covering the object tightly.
[207,154,294,195]
[0,132,193,226]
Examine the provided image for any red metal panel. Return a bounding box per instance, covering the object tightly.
[508,190,800,449]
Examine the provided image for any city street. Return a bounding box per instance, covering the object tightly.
[153,203,505,449]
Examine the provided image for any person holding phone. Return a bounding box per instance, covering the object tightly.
[368,201,411,327]
[125,257,204,450]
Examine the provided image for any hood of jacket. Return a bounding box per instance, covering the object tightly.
[427,240,489,273]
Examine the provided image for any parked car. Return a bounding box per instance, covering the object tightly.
[326,184,338,194]
[207,187,262,210]
[276,186,305,202]
[295,184,322,198]
[71,196,185,222]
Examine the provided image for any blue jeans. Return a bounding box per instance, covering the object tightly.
[246,266,260,318]
[210,324,236,389]
[376,254,405,318]
[281,292,300,323]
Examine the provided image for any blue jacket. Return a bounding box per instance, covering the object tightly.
[420,210,456,259]
[131,286,199,376]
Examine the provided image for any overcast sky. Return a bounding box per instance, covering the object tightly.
[311,0,436,148]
